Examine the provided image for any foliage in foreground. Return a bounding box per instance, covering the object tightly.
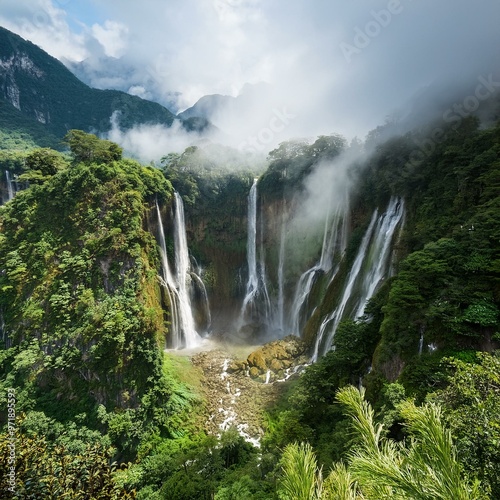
[278,386,485,500]
[0,428,135,499]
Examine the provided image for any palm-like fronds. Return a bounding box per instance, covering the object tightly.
[336,386,486,500]
[323,462,364,500]
[278,442,323,500]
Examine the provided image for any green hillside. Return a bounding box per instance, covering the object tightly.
[0,27,179,139]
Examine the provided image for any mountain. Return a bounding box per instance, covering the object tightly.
[178,93,235,121]
[0,27,208,142]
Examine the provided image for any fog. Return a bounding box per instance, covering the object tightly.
[1,0,500,158]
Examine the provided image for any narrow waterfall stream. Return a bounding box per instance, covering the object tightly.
[354,198,405,317]
[238,179,273,332]
[276,218,286,332]
[5,170,14,201]
[240,179,259,321]
[289,204,349,337]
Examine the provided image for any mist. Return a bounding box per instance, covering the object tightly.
[1,0,499,148]
[106,113,206,162]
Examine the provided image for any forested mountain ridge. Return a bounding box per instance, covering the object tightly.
[0,27,210,145]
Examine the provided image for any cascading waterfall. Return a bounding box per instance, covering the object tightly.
[173,192,202,348]
[418,332,424,355]
[311,197,404,361]
[240,180,259,317]
[155,202,182,348]
[191,272,212,332]
[259,201,272,322]
[312,211,378,361]
[289,203,349,337]
[155,197,205,349]
[354,198,405,317]
[276,218,286,332]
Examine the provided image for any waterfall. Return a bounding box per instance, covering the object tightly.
[312,211,378,361]
[156,198,204,349]
[354,198,405,317]
[311,197,405,361]
[289,203,349,337]
[5,171,14,201]
[240,179,259,316]
[191,272,212,332]
[173,192,202,349]
[259,199,272,322]
[276,218,286,332]
[418,332,424,355]
[156,202,182,348]
[239,178,272,331]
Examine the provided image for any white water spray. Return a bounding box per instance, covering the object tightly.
[173,193,202,349]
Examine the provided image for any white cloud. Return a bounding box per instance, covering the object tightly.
[0,0,88,61]
[91,20,128,58]
[107,112,204,162]
[1,0,500,141]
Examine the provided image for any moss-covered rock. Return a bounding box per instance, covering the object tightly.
[246,336,307,380]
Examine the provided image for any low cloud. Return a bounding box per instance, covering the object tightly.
[1,0,500,143]
[106,112,204,163]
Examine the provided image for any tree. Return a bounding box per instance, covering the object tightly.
[431,353,500,498]
[65,130,122,164]
[18,148,68,184]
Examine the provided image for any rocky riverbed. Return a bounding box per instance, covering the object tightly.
[188,336,308,446]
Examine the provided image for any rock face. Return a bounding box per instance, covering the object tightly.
[232,336,309,383]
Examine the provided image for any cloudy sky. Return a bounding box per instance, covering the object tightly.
[1,0,500,145]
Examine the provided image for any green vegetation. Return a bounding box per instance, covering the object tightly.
[277,385,485,499]
[0,100,62,151]
[0,26,191,144]
[262,116,500,498]
[0,92,499,497]
[160,144,261,311]
[259,134,347,199]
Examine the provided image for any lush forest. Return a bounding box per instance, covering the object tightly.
[0,109,499,499]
